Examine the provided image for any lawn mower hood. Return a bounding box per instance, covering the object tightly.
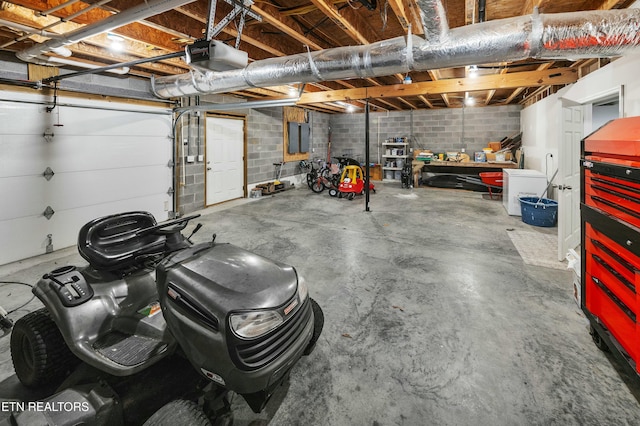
[156,242,314,408]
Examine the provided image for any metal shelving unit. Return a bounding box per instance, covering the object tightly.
[382,138,410,181]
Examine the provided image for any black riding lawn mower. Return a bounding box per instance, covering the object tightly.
[3,212,323,425]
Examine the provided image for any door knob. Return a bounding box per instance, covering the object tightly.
[207,167,212,171]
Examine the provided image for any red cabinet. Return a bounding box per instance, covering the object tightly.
[582,116,640,375]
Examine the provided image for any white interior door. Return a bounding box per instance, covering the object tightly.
[205,116,245,205]
[558,106,582,260]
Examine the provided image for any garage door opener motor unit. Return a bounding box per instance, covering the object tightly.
[6,212,323,425]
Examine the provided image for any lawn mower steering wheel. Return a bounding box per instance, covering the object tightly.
[136,214,201,236]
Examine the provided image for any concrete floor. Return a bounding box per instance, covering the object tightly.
[2,183,640,425]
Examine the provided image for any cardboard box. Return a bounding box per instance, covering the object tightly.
[488,141,502,152]
[485,152,512,161]
[369,164,382,181]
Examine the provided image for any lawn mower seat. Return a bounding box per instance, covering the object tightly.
[78,211,166,272]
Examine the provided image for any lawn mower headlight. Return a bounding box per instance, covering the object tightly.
[230,310,283,338]
[298,275,309,302]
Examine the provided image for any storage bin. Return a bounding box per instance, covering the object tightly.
[519,197,558,227]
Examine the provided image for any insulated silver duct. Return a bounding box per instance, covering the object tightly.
[152,8,640,99]
[16,0,196,63]
[416,0,449,42]
[153,37,413,96]
[412,9,640,70]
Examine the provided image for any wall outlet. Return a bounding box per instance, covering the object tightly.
[187,155,195,163]
[198,155,204,162]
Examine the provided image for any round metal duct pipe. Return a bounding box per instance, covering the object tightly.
[152,7,640,99]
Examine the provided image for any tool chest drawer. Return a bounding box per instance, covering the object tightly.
[585,270,639,368]
[584,161,640,228]
[586,223,638,308]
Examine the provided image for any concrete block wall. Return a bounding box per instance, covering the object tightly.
[309,111,331,164]
[328,112,367,162]
[329,105,522,163]
[178,162,206,214]
[247,107,288,183]
[178,103,330,214]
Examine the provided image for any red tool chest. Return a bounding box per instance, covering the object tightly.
[582,116,640,375]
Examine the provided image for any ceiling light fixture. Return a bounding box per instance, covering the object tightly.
[107,33,125,52]
[468,64,478,78]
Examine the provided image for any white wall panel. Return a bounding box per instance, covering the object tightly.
[0,91,173,265]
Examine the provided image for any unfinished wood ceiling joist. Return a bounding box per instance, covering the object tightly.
[0,0,637,112]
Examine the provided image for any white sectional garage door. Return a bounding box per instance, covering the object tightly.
[0,91,173,266]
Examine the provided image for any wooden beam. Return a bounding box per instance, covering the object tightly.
[397,97,418,109]
[0,5,189,75]
[70,38,188,74]
[373,98,403,111]
[251,3,327,50]
[519,84,553,105]
[402,0,425,34]
[9,0,186,52]
[503,62,553,104]
[309,0,379,45]
[167,6,287,57]
[281,1,341,17]
[294,68,578,104]
[304,103,346,114]
[484,64,508,105]
[465,0,475,25]
[591,0,635,10]
[387,0,424,35]
[221,27,285,57]
[174,3,305,58]
[387,0,410,31]
[417,95,433,108]
[428,70,450,107]
[521,0,543,15]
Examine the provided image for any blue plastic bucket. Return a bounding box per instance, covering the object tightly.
[519,197,558,227]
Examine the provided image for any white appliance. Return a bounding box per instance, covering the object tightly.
[502,169,548,216]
